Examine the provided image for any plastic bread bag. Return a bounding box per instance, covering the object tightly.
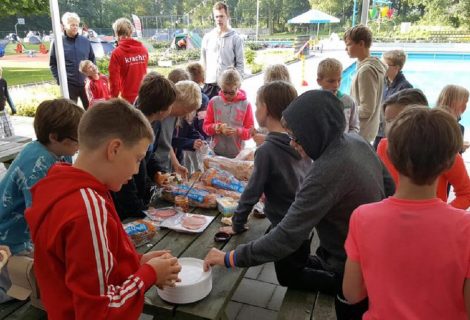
[161,184,218,208]
[235,148,255,161]
[124,219,157,247]
[202,168,246,193]
[202,156,253,181]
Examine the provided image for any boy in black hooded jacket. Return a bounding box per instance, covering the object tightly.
[205,90,395,320]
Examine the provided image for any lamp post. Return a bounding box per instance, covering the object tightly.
[360,0,370,25]
[49,0,69,98]
[256,0,260,41]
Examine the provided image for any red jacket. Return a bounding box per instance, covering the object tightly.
[108,38,148,104]
[377,138,470,209]
[85,74,111,107]
[25,163,156,320]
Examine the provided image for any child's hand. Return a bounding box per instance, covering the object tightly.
[252,133,266,146]
[140,250,172,265]
[193,139,204,150]
[174,164,188,180]
[197,111,207,120]
[222,126,236,136]
[203,248,226,272]
[0,246,11,269]
[146,255,181,289]
[219,226,237,235]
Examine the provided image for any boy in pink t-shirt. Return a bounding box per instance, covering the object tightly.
[343,106,470,319]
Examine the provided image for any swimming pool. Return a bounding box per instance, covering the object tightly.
[340,52,470,129]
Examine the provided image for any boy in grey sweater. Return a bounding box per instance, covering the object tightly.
[205,90,395,320]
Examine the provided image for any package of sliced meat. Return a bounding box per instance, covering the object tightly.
[202,168,246,193]
[161,184,218,208]
[203,155,253,181]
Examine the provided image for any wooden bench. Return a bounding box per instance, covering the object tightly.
[278,290,335,320]
[0,136,32,167]
[0,299,46,320]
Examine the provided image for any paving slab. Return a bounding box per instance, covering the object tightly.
[236,305,278,320]
[257,262,279,285]
[231,278,277,308]
[266,285,287,311]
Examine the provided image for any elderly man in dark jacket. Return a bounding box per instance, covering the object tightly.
[50,12,95,110]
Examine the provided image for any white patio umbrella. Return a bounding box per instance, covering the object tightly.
[288,9,340,39]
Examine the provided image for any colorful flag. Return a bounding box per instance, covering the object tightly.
[131,14,142,38]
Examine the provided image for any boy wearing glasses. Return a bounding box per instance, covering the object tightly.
[203,68,254,158]
[0,99,83,302]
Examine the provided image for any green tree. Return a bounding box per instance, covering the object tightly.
[0,0,49,17]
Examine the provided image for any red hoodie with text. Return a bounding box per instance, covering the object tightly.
[25,163,156,320]
[108,38,148,104]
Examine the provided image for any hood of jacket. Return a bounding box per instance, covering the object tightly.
[265,132,302,160]
[26,163,109,242]
[358,57,387,77]
[116,38,146,54]
[219,88,247,103]
[282,90,345,161]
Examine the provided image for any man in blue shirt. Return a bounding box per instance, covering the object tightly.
[50,12,95,110]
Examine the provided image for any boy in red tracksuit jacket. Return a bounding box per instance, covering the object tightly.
[109,18,148,104]
[25,99,181,320]
[203,68,254,158]
[79,60,111,108]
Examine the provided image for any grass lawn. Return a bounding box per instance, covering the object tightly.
[4,42,50,55]
[3,67,53,86]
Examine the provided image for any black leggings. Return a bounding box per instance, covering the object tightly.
[273,240,368,320]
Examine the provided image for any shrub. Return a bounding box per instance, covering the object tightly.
[13,84,61,117]
[96,57,110,75]
[250,63,263,74]
[152,41,171,50]
[245,48,255,65]
[245,41,264,50]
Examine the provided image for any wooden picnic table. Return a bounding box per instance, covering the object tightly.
[0,203,271,320]
[0,136,32,165]
[141,205,271,320]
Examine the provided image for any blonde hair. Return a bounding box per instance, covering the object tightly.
[382,50,407,69]
[62,12,80,27]
[112,18,133,37]
[174,81,202,126]
[263,64,291,84]
[175,80,202,112]
[79,60,94,74]
[436,85,469,115]
[317,58,343,78]
[218,68,241,88]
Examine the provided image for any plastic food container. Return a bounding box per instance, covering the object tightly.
[216,197,238,217]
